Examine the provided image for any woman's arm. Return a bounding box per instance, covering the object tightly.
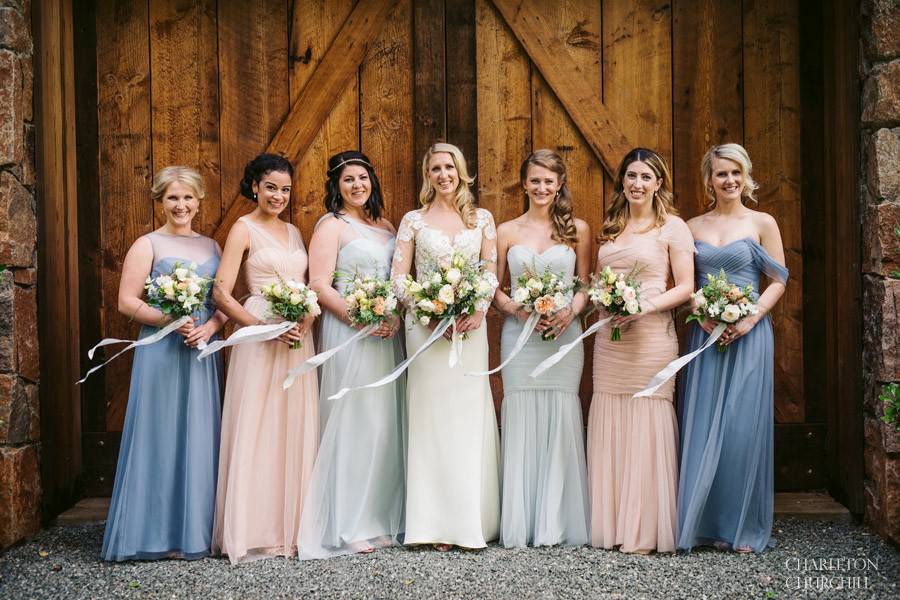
[308,217,351,325]
[491,222,526,320]
[458,210,498,333]
[117,236,174,328]
[210,221,260,327]
[390,212,416,305]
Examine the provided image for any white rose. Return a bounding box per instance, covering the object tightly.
[419,315,431,327]
[615,279,626,291]
[721,304,741,323]
[707,303,721,317]
[431,272,441,284]
[286,279,302,290]
[625,300,640,315]
[408,281,423,294]
[513,287,530,304]
[272,283,283,297]
[475,279,492,295]
[458,281,473,294]
[553,292,567,310]
[384,296,397,312]
[289,292,302,305]
[174,267,189,280]
[309,301,321,316]
[622,286,637,302]
[446,268,462,285]
[526,278,543,293]
[438,284,455,304]
[187,281,201,295]
[417,299,436,313]
[691,291,707,309]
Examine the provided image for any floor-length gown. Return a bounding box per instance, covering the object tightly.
[587,217,694,553]
[500,244,589,548]
[394,208,500,548]
[677,238,788,553]
[298,215,406,559]
[212,216,318,564]
[102,232,222,561]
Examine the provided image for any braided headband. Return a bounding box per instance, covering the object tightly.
[327,158,373,174]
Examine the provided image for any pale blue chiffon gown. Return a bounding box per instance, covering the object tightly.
[676,238,788,553]
[298,215,406,559]
[499,244,590,547]
[102,232,222,561]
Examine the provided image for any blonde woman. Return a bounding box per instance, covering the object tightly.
[493,150,591,547]
[588,148,695,554]
[677,143,787,553]
[390,142,500,551]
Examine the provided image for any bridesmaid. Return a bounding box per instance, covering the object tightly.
[677,143,788,553]
[391,142,500,551]
[587,148,694,554]
[298,151,406,559]
[102,166,226,561]
[493,149,591,548]
[211,153,318,564]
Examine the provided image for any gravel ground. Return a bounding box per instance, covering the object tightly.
[1,519,897,599]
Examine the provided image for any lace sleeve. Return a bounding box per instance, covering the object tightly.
[391,211,419,306]
[475,209,498,312]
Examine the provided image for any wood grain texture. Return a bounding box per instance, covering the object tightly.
[672,0,743,219]
[149,0,221,236]
[491,0,632,178]
[743,0,804,422]
[289,0,358,241]
[360,0,415,226]
[214,0,397,244]
[445,0,479,187]
[475,0,532,412]
[413,0,446,195]
[216,0,290,239]
[96,0,153,431]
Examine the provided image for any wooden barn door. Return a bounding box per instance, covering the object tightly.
[78,0,822,495]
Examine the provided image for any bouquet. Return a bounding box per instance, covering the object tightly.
[686,268,758,351]
[586,265,642,341]
[401,252,498,332]
[340,274,399,327]
[144,261,213,318]
[260,276,321,349]
[512,266,578,340]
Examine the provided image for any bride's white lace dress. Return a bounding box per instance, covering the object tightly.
[391,207,500,547]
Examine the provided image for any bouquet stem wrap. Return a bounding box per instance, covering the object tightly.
[282,324,377,390]
[632,322,727,398]
[328,317,455,401]
[466,312,540,377]
[529,316,614,379]
[77,315,192,384]
[196,321,297,360]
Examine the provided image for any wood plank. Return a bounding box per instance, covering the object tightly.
[413,0,446,195]
[529,0,602,420]
[743,0,804,423]
[34,0,83,515]
[96,0,153,432]
[490,0,632,178]
[149,0,221,236]
[774,423,827,490]
[215,0,399,244]
[774,492,851,521]
[672,0,743,219]
[360,0,415,226]
[289,0,358,241]
[446,0,478,187]
[475,0,532,413]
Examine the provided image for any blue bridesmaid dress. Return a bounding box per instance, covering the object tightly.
[676,238,788,553]
[102,232,223,561]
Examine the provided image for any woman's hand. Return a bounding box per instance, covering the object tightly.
[371,316,399,339]
[183,320,217,348]
[696,318,718,335]
[609,311,643,330]
[296,313,316,337]
[538,306,574,338]
[174,316,197,337]
[456,310,485,334]
[277,324,304,346]
[721,315,760,346]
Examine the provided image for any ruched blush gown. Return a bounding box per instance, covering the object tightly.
[587,217,694,553]
[677,238,788,553]
[212,216,318,564]
[500,244,589,548]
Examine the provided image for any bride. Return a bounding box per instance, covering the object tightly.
[391,142,500,551]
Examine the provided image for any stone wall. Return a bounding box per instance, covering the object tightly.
[0,0,40,550]
[861,0,900,546]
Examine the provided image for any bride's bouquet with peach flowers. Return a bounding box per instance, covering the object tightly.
[261,276,321,349]
[687,269,758,351]
[586,265,643,341]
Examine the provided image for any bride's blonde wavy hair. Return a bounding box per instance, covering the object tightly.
[520,149,578,246]
[419,142,477,228]
[598,147,677,243]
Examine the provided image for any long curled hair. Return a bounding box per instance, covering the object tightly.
[239,153,294,201]
[701,143,759,208]
[520,149,577,246]
[598,148,677,243]
[419,142,477,228]
[323,150,385,220]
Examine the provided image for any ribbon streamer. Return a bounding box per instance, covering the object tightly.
[282,324,377,390]
[77,315,192,384]
[196,321,297,360]
[448,319,464,368]
[529,316,614,379]
[466,311,540,377]
[632,322,727,398]
[328,317,454,401]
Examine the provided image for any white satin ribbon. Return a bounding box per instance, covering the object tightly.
[328,317,454,401]
[282,324,377,390]
[77,315,192,384]
[529,316,614,379]
[632,322,727,398]
[196,321,297,360]
[466,311,540,377]
[448,318,464,368]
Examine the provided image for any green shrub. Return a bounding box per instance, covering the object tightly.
[881,383,900,431]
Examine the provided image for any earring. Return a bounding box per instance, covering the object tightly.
[253,192,258,201]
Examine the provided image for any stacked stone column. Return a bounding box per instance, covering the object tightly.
[0,0,40,549]
[861,0,900,546]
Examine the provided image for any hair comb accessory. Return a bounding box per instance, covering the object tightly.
[327,157,373,174]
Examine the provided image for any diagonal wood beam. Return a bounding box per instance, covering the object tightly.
[490,0,633,176]
[213,0,399,244]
